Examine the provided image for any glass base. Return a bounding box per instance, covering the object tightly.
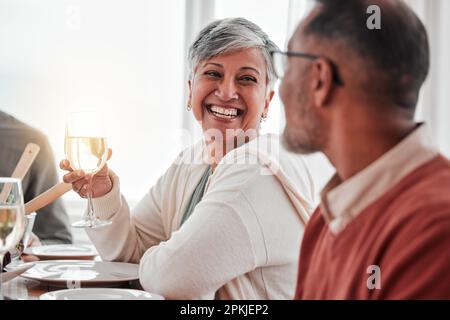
[72,218,112,229]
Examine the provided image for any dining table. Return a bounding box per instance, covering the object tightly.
[2,254,141,300]
[4,276,65,300]
[3,277,141,300]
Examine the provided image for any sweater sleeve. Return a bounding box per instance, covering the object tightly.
[374,213,450,299]
[138,194,257,299]
[86,170,167,264]
[137,156,286,299]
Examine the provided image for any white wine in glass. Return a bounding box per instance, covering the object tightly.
[65,136,108,174]
[65,111,112,228]
[0,178,26,300]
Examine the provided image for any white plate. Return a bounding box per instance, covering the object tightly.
[40,288,164,300]
[1,262,35,283]
[23,244,98,260]
[20,260,139,286]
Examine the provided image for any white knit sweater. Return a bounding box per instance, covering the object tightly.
[86,134,314,299]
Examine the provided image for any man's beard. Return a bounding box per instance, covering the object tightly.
[282,93,325,154]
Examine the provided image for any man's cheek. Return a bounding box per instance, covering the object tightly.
[279,82,288,105]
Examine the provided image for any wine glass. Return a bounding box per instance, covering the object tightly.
[0,178,26,300]
[8,212,36,268]
[65,111,112,228]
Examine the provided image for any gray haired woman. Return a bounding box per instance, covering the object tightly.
[61,17,314,299]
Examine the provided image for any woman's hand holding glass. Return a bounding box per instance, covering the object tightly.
[60,149,113,200]
[60,147,113,227]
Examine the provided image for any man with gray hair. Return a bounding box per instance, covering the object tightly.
[275,0,450,298]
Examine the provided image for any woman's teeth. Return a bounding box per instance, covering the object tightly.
[209,105,239,119]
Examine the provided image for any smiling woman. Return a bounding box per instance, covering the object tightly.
[189,49,274,167]
[187,18,279,168]
[60,17,315,300]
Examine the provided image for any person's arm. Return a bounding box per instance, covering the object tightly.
[137,159,272,300]
[137,139,312,300]
[25,135,72,244]
[138,193,257,299]
[85,170,168,263]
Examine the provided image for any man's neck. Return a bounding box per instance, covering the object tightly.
[326,116,417,181]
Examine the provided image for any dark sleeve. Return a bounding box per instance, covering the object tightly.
[24,134,73,244]
[374,214,450,299]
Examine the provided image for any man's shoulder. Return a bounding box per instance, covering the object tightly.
[393,155,450,211]
[0,111,48,147]
[374,156,450,235]
[1,110,31,130]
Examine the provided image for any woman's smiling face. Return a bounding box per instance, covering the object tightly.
[188,48,274,143]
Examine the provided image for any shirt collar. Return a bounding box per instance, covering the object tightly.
[320,123,439,234]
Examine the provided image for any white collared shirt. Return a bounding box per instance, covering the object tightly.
[320,123,439,234]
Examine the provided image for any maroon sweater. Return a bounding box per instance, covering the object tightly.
[296,155,450,299]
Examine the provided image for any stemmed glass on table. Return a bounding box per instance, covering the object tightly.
[0,178,26,300]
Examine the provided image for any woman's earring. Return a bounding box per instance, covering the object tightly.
[187,103,192,111]
[261,113,268,122]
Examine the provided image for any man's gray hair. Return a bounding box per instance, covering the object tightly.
[188,17,280,89]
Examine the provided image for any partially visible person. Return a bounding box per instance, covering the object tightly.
[276,0,450,298]
[0,110,72,244]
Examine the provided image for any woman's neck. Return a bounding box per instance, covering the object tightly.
[207,131,259,172]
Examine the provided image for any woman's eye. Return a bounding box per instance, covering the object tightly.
[205,71,221,78]
[240,76,257,83]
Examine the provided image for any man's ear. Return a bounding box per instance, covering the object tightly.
[311,58,334,107]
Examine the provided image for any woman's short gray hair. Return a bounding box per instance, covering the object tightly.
[188,17,280,89]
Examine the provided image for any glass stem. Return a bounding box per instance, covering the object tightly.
[87,175,95,224]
